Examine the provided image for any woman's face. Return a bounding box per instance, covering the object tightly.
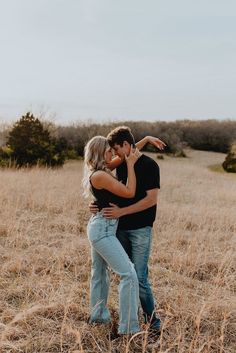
[104,146,113,163]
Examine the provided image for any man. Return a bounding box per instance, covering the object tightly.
[90,126,164,335]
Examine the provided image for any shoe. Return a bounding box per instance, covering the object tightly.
[149,316,161,330]
[108,328,120,341]
[147,327,161,345]
[87,316,111,325]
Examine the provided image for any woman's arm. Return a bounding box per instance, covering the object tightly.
[91,149,139,198]
[106,156,123,171]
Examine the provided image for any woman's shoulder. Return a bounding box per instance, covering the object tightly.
[90,170,108,180]
[90,170,112,188]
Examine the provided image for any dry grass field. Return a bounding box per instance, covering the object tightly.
[0,149,235,353]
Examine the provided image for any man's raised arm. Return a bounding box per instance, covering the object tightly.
[107,136,166,170]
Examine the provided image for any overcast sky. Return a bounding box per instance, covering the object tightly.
[0,0,236,125]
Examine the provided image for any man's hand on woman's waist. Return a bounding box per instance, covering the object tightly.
[102,203,123,219]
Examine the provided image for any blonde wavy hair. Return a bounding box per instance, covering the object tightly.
[82,136,110,198]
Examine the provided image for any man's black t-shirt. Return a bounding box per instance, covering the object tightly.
[116,154,160,230]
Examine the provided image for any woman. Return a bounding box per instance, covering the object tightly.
[83,136,141,335]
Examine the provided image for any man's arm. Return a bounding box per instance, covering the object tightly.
[135,136,166,151]
[106,156,123,171]
[102,189,158,219]
[107,136,166,170]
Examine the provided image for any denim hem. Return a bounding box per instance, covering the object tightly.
[118,325,140,335]
[89,318,111,324]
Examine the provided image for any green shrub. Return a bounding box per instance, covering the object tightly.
[0,146,14,167]
[66,149,80,160]
[222,144,236,173]
[6,112,66,168]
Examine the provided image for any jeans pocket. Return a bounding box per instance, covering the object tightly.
[87,218,105,243]
[108,219,118,226]
[106,219,118,235]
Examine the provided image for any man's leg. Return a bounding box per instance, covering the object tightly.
[126,226,161,330]
[116,229,132,260]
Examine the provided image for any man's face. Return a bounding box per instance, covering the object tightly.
[112,142,131,159]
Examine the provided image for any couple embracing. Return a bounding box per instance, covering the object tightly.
[82,126,165,337]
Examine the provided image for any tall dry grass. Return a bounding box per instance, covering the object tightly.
[0,150,235,353]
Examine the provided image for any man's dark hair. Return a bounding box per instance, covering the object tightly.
[107,126,135,147]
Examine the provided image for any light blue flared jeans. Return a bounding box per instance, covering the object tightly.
[87,212,140,334]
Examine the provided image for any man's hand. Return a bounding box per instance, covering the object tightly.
[89,202,99,214]
[102,203,123,219]
[147,136,166,150]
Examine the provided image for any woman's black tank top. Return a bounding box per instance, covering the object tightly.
[90,172,121,210]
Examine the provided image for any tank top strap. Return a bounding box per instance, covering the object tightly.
[89,170,101,188]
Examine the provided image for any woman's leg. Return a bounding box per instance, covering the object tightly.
[92,234,140,334]
[89,246,111,323]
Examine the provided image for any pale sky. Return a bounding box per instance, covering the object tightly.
[0,0,236,125]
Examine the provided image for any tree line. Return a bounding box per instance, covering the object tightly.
[0,113,236,171]
[56,119,236,156]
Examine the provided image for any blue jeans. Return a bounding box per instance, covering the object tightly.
[117,226,161,329]
[87,212,140,334]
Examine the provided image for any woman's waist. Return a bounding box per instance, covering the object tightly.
[88,212,118,242]
[90,211,118,223]
[93,199,119,211]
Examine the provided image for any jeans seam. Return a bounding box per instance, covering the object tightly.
[98,258,106,319]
